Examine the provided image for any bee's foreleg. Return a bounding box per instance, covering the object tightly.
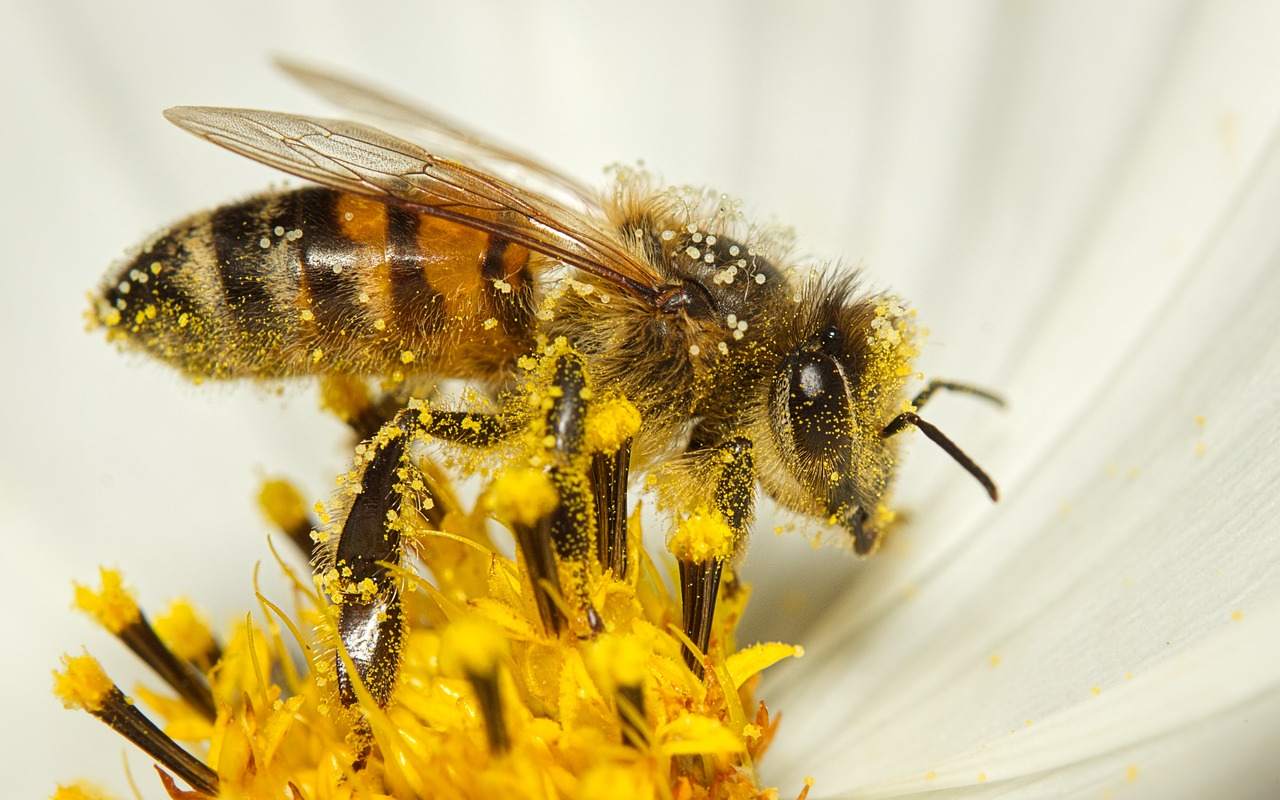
[676,436,755,676]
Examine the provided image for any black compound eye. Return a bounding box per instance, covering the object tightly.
[784,350,852,456]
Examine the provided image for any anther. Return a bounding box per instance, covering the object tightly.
[53,653,219,797]
[670,509,735,676]
[590,635,649,747]
[440,618,510,754]
[257,477,318,560]
[73,569,217,721]
[487,468,565,635]
[153,598,222,672]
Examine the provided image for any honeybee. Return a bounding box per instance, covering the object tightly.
[96,61,1000,703]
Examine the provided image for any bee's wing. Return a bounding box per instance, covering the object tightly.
[274,57,599,209]
[164,106,666,301]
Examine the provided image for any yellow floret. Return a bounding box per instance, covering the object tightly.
[579,764,655,800]
[668,508,736,562]
[152,599,215,663]
[585,395,642,455]
[73,567,139,633]
[257,478,308,533]
[588,634,648,691]
[52,653,114,712]
[485,467,559,527]
[439,616,508,678]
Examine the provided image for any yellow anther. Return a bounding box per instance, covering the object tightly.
[486,468,558,527]
[153,599,216,663]
[585,396,641,455]
[668,508,736,563]
[257,478,308,533]
[73,568,139,633]
[439,616,509,678]
[52,653,115,713]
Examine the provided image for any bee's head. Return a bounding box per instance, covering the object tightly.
[756,278,997,554]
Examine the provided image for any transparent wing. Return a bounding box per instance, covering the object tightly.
[164,106,665,300]
[274,56,599,209]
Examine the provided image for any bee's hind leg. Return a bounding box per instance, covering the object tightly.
[327,401,515,767]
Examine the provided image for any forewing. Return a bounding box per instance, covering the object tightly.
[164,106,664,299]
[274,56,599,208]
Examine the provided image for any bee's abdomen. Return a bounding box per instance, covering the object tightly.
[96,187,538,380]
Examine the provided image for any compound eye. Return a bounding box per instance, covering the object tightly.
[784,350,852,456]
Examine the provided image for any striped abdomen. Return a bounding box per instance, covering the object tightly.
[96,187,538,380]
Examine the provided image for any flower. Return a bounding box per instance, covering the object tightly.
[8,3,1280,799]
[54,345,812,798]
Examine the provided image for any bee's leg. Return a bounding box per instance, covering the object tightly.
[591,438,633,579]
[678,436,754,675]
[909,380,1005,412]
[523,353,604,635]
[331,406,511,716]
[331,422,414,717]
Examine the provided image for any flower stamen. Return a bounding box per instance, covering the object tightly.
[53,653,219,797]
[73,568,216,721]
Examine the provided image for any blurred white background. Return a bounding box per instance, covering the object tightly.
[4,2,1280,798]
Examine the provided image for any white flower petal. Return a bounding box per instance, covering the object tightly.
[766,54,1280,800]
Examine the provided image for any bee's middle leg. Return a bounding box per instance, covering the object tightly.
[530,352,605,635]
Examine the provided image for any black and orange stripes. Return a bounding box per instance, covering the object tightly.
[98,187,539,381]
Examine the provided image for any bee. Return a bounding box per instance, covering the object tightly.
[96,61,1001,706]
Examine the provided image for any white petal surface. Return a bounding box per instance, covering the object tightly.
[764,4,1280,796]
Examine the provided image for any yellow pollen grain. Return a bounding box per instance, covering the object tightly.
[73,568,139,633]
[988,654,1001,668]
[1231,609,1244,622]
[483,318,498,330]
[311,348,324,363]
[486,467,558,527]
[300,309,314,322]
[669,508,735,563]
[373,318,387,331]
[52,653,114,712]
[977,772,988,783]
[177,312,189,328]
[1091,686,1102,696]
[925,771,937,781]
[401,350,416,364]
[1125,764,1140,783]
